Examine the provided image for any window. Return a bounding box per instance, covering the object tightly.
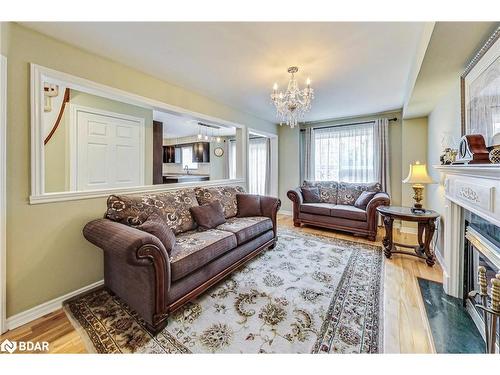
[181,146,198,170]
[248,137,269,195]
[314,123,375,182]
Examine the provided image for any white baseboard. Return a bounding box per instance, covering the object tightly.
[279,210,292,216]
[5,279,103,331]
[434,247,446,270]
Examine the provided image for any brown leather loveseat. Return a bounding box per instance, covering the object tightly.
[287,181,389,240]
[83,185,280,334]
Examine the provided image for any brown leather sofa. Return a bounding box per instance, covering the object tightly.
[83,186,280,334]
[287,181,389,241]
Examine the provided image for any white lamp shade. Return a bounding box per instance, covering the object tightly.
[403,162,435,184]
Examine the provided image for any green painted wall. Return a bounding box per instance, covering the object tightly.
[4,22,276,317]
[401,116,429,229]
[278,125,300,211]
[427,82,461,258]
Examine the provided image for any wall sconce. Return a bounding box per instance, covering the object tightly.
[43,82,59,112]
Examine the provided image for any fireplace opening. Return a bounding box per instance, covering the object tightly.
[463,210,500,345]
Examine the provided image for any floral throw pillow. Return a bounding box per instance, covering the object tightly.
[105,188,199,234]
[194,186,246,219]
[302,181,338,204]
[337,182,382,206]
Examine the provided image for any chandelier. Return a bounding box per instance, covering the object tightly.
[270,66,314,128]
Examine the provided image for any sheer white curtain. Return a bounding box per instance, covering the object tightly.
[228,140,237,179]
[314,123,375,182]
[248,137,269,195]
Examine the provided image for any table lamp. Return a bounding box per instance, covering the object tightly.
[403,161,435,213]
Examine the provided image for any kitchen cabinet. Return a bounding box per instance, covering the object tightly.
[163,145,181,163]
[193,142,210,163]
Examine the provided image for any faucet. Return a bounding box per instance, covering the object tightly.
[184,165,190,175]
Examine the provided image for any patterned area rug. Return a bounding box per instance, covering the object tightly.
[64,229,384,353]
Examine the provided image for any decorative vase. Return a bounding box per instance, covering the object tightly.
[489,146,500,164]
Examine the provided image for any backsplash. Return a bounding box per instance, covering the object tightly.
[163,162,211,175]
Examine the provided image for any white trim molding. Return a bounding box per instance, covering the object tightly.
[5,280,103,331]
[0,54,6,334]
[30,63,249,203]
[30,178,245,205]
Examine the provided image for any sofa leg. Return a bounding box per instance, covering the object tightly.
[367,234,376,241]
[146,316,169,336]
[293,221,301,227]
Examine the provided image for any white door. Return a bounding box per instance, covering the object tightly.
[75,109,144,191]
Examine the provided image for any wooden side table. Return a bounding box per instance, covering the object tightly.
[376,206,440,266]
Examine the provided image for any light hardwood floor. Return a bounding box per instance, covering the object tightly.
[0,214,442,353]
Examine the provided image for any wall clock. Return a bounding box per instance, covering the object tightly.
[214,147,224,157]
[453,134,490,164]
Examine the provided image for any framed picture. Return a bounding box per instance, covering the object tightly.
[461,27,500,147]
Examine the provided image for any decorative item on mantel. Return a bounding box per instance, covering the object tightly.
[440,134,458,165]
[402,161,436,213]
[468,266,500,353]
[453,134,490,165]
[488,134,500,164]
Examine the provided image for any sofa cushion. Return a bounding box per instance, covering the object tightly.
[170,229,237,281]
[134,214,176,255]
[190,201,226,230]
[354,191,377,210]
[300,203,333,216]
[216,216,273,245]
[330,205,367,221]
[237,194,262,217]
[106,188,199,234]
[337,182,381,205]
[302,181,338,204]
[194,186,245,219]
[301,187,321,203]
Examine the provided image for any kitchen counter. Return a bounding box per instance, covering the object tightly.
[162,174,210,183]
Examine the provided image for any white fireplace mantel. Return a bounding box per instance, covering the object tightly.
[434,164,500,227]
[434,164,500,298]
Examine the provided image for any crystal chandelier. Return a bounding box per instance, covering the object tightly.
[270,66,314,128]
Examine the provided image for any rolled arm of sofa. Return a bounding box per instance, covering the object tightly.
[287,188,304,206]
[366,192,390,211]
[83,219,171,326]
[287,188,303,224]
[83,219,170,269]
[259,195,281,236]
[366,192,390,229]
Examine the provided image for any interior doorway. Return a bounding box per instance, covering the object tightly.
[248,130,278,196]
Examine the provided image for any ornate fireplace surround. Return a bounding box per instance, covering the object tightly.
[434,165,499,299]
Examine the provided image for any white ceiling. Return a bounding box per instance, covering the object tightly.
[23,22,428,123]
[154,110,235,139]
